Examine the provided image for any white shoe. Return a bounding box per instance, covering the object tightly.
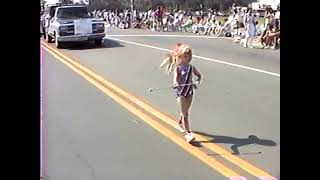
[185,133,195,143]
[177,124,185,133]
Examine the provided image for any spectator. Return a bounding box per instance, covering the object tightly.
[134,16,143,28]
[243,10,256,48]
[215,18,230,37]
[166,14,175,31]
[235,22,246,43]
[162,15,169,31]
[261,24,280,49]
[208,9,212,20]
[239,9,245,24]
[214,21,223,36]
[181,16,193,32]
[174,10,179,21]
[155,6,164,31]
[172,16,180,31]
[231,19,240,38]
[192,15,205,34]
[263,13,270,31]
[178,11,184,30]
[255,21,264,36]
[207,17,217,36]
[202,17,212,35]
[275,11,280,20]
[147,8,152,20]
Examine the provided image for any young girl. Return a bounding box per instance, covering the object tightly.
[160,44,202,143]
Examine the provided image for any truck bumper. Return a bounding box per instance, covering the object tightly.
[57,33,105,42]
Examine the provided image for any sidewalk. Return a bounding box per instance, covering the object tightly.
[105,24,279,50]
[232,37,279,50]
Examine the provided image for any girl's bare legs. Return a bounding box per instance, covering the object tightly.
[177,95,193,133]
[177,113,185,132]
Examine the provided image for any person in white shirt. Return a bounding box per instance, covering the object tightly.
[230,16,239,38]
[147,8,152,19]
[44,13,51,29]
[238,10,244,24]
[162,16,168,31]
[178,12,184,31]
[227,13,234,24]
[178,12,184,21]
[234,10,239,22]
[208,9,212,20]
[275,11,280,20]
[264,14,270,30]
[172,16,179,31]
[174,10,179,21]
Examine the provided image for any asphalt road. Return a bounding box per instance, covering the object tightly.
[42,28,280,180]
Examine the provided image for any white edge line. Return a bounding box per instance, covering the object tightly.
[104,36,280,77]
[107,34,232,39]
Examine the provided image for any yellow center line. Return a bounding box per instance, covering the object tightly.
[42,43,243,178]
[42,41,276,179]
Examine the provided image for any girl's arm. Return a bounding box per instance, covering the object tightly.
[172,66,179,86]
[192,66,202,83]
[263,30,269,38]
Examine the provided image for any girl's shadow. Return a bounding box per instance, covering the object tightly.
[193,131,277,155]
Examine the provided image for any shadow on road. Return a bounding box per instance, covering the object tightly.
[64,39,124,50]
[193,131,277,155]
[190,141,202,147]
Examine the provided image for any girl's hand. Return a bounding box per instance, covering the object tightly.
[193,84,198,90]
[171,83,179,89]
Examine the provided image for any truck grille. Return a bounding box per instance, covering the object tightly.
[60,25,75,36]
[92,23,105,33]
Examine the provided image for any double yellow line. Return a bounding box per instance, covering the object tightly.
[42,41,277,180]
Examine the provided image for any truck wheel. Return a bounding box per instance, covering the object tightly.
[47,33,53,43]
[55,34,63,49]
[94,38,103,46]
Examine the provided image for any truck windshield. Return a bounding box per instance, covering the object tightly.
[57,7,91,19]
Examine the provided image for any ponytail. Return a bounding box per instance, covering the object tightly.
[160,43,191,75]
[160,53,177,75]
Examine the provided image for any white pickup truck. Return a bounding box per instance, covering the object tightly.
[46,5,105,48]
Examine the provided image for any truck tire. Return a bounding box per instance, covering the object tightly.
[94,38,103,46]
[47,33,53,43]
[55,33,63,49]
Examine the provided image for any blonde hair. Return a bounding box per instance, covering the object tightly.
[160,53,178,74]
[160,44,191,74]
